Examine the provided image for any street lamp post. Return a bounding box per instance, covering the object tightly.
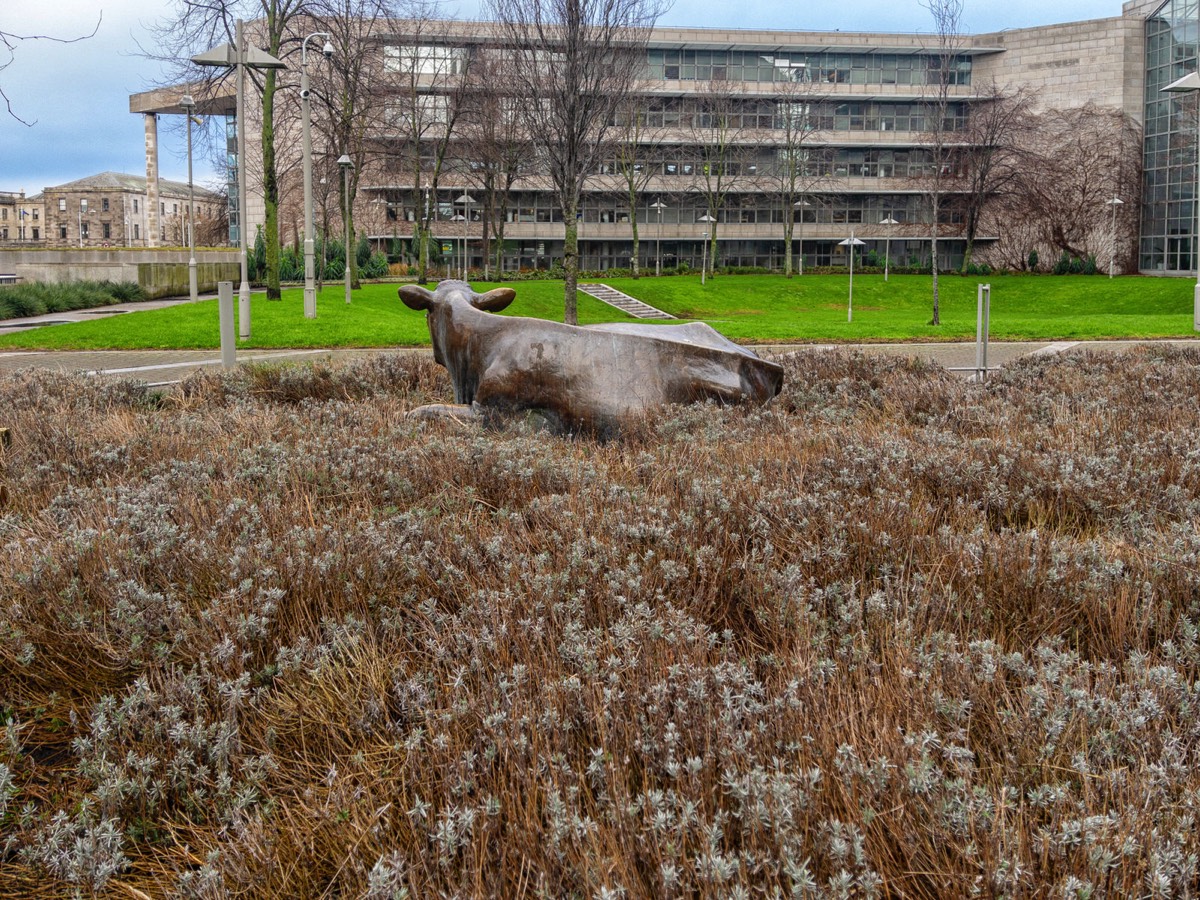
[180,94,199,304]
[699,213,716,284]
[650,200,667,276]
[1163,70,1200,330]
[317,176,329,291]
[192,20,285,340]
[1105,197,1124,279]
[793,197,810,276]
[450,214,464,277]
[880,215,899,282]
[423,188,431,278]
[456,193,475,280]
[234,20,251,335]
[338,154,355,304]
[302,32,334,319]
[838,230,867,323]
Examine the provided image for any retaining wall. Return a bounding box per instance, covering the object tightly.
[0,249,241,299]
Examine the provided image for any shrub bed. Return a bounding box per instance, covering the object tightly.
[0,281,147,321]
[1,347,1200,897]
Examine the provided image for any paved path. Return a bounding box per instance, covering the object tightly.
[0,295,213,333]
[3,340,1198,386]
[3,298,1199,382]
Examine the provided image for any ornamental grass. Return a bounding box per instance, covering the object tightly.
[1,346,1199,898]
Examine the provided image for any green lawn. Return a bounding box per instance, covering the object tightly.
[0,273,1194,350]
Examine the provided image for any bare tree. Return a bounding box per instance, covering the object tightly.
[195,190,233,246]
[382,11,475,284]
[949,80,1034,272]
[919,0,964,325]
[1,17,100,124]
[150,0,311,301]
[308,0,409,290]
[687,79,755,277]
[611,95,666,277]
[458,51,528,279]
[1003,104,1141,268]
[767,75,829,277]
[487,0,665,324]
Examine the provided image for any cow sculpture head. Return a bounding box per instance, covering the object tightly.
[399,280,517,402]
[399,280,515,316]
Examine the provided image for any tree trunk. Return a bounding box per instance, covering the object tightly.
[481,175,494,280]
[564,209,579,325]
[784,211,795,278]
[413,175,429,284]
[262,72,282,300]
[630,216,640,278]
[414,222,428,285]
[960,206,979,273]
[930,217,941,325]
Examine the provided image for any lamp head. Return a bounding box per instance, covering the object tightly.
[180,94,195,110]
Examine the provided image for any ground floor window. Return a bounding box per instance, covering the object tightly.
[419,235,969,274]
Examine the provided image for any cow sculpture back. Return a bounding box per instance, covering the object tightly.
[400,280,784,436]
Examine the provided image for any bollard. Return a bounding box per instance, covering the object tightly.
[975,283,991,382]
[218,281,236,369]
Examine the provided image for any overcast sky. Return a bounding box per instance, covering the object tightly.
[1,0,1125,195]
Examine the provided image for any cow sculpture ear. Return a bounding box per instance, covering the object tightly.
[399,285,436,311]
[472,288,516,313]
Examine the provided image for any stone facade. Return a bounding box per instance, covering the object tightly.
[972,17,1144,122]
[0,191,47,246]
[38,172,222,250]
[127,6,1160,273]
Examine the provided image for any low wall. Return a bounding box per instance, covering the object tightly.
[0,249,241,299]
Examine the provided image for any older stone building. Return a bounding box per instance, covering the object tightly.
[37,172,223,250]
[0,191,39,245]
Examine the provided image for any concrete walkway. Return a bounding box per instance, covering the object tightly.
[2,339,1198,386]
[0,295,214,333]
[4,295,1199,384]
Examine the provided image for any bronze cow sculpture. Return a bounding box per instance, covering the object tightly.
[399,280,784,435]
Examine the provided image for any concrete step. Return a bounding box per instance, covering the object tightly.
[578,283,675,319]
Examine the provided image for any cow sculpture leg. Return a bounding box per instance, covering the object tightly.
[406,403,478,426]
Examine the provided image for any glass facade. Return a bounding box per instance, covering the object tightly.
[226,113,240,246]
[1143,0,1200,272]
[645,49,972,86]
[623,98,968,133]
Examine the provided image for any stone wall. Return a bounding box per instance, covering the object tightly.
[974,16,1145,123]
[0,249,240,299]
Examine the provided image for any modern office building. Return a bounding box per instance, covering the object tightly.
[128,0,1200,276]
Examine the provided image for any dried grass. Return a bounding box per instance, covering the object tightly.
[2,346,1199,898]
